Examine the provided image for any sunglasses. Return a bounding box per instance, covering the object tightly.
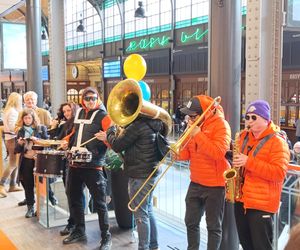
[245,114,257,121]
[189,114,198,119]
[84,96,97,102]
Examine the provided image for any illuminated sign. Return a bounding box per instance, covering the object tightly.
[103,60,121,78]
[181,28,208,43]
[125,28,209,52]
[126,36,170,52]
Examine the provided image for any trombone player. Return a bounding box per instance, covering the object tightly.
[176,95,231,250]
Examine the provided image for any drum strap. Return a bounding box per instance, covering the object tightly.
[74,108,99,147]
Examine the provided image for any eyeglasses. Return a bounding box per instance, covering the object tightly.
[84,96,97,102]
[245,114,257,121]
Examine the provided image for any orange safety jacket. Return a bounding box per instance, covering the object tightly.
[239,122,290,213]
[178,96,231,187]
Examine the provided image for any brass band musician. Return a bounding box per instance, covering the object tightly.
[60,87,112,250]
[104,114,165,250]
[176,95,231,250]
[233,100,290,250]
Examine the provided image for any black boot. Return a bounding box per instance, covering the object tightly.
[25,205,35,218]
[63,231,87,244]
[18,199,27,206]
[60,224,75,236]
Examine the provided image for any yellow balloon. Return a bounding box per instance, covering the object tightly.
[123,54,147,81]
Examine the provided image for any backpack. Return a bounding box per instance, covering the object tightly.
[146,121,170,161]
[156,132,170,160]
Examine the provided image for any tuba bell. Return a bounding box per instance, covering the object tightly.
[107,78,172,136]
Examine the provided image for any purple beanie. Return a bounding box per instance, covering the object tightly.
[246,100,271,121]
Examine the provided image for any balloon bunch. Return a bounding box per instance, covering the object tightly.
[123,54,151,101]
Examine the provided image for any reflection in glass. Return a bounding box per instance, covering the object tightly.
[280,106,287,126]
[288,106,296,127]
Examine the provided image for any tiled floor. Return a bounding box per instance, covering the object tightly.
[0,189,188,250]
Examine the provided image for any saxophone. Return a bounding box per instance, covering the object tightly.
[223,132,242,203]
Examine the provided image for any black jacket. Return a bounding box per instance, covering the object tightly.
[107,116,164,178]
[15,125,49,154]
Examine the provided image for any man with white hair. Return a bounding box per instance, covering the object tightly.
[23,91,52,127]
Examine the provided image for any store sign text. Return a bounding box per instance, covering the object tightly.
[126,28,208,52]
[126,36,170,52]
[181,28,208,43]
[290,73,300,80]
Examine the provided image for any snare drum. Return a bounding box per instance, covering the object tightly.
[67,151,92,163]
[35,150,66,176]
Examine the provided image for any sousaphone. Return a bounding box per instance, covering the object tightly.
[107,78,172,136]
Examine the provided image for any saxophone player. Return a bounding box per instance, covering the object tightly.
[177,95,231,250]
[233,100,290,250]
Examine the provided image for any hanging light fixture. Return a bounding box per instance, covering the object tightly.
[76,20,85,32]
[134,1,146,18]
[41,30,47,40]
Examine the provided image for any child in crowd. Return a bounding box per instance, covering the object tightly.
[15,108,48,218]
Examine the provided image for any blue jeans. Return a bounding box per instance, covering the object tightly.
[185,182,225,250]
[128,177,158,250]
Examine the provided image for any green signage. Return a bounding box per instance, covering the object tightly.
[181,28,208,43]
[125,28,209,52]
[126,36,170,52]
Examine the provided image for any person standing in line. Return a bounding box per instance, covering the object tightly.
[60,87,112,250]
[0,92,23,198]
[176,95,231,250]
[14,108,49,218]
[233,100,290,250]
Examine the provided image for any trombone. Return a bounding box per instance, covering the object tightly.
[127,96,222,212]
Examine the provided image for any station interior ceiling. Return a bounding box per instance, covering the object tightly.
[0,0,101,74]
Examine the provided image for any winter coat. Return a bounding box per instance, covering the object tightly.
[240,122,290,213]
[178,95,231,187]
[107,116,164,178]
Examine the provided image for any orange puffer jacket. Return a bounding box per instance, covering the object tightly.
[240,123,290,213]
[178,96,231,187]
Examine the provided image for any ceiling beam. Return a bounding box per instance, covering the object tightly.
[0,0,25,18]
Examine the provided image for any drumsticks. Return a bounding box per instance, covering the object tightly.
[79,136,97,147]
[57,136,97,150]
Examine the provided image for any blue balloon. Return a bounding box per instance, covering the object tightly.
[138,81,151,101]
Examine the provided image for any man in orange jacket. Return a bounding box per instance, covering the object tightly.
[233,100,290,250]
[177,95,231,250]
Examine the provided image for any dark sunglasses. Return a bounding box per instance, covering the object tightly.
[189,114,198,119]
[84,96,97,102]
[245,114,257,121]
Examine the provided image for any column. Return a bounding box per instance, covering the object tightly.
[208,0,241,249]
[26,0,43,107]
[48,0,67,114]
[245,0,283,124]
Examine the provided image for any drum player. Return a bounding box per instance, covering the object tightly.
[60,87,112,250]
[15,108,49,218]
[17,91,58,207]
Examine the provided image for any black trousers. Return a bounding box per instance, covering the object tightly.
[19,158,35,206]
[67,167,110,239]
[64,165,75,226]
[234,202,274,250]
